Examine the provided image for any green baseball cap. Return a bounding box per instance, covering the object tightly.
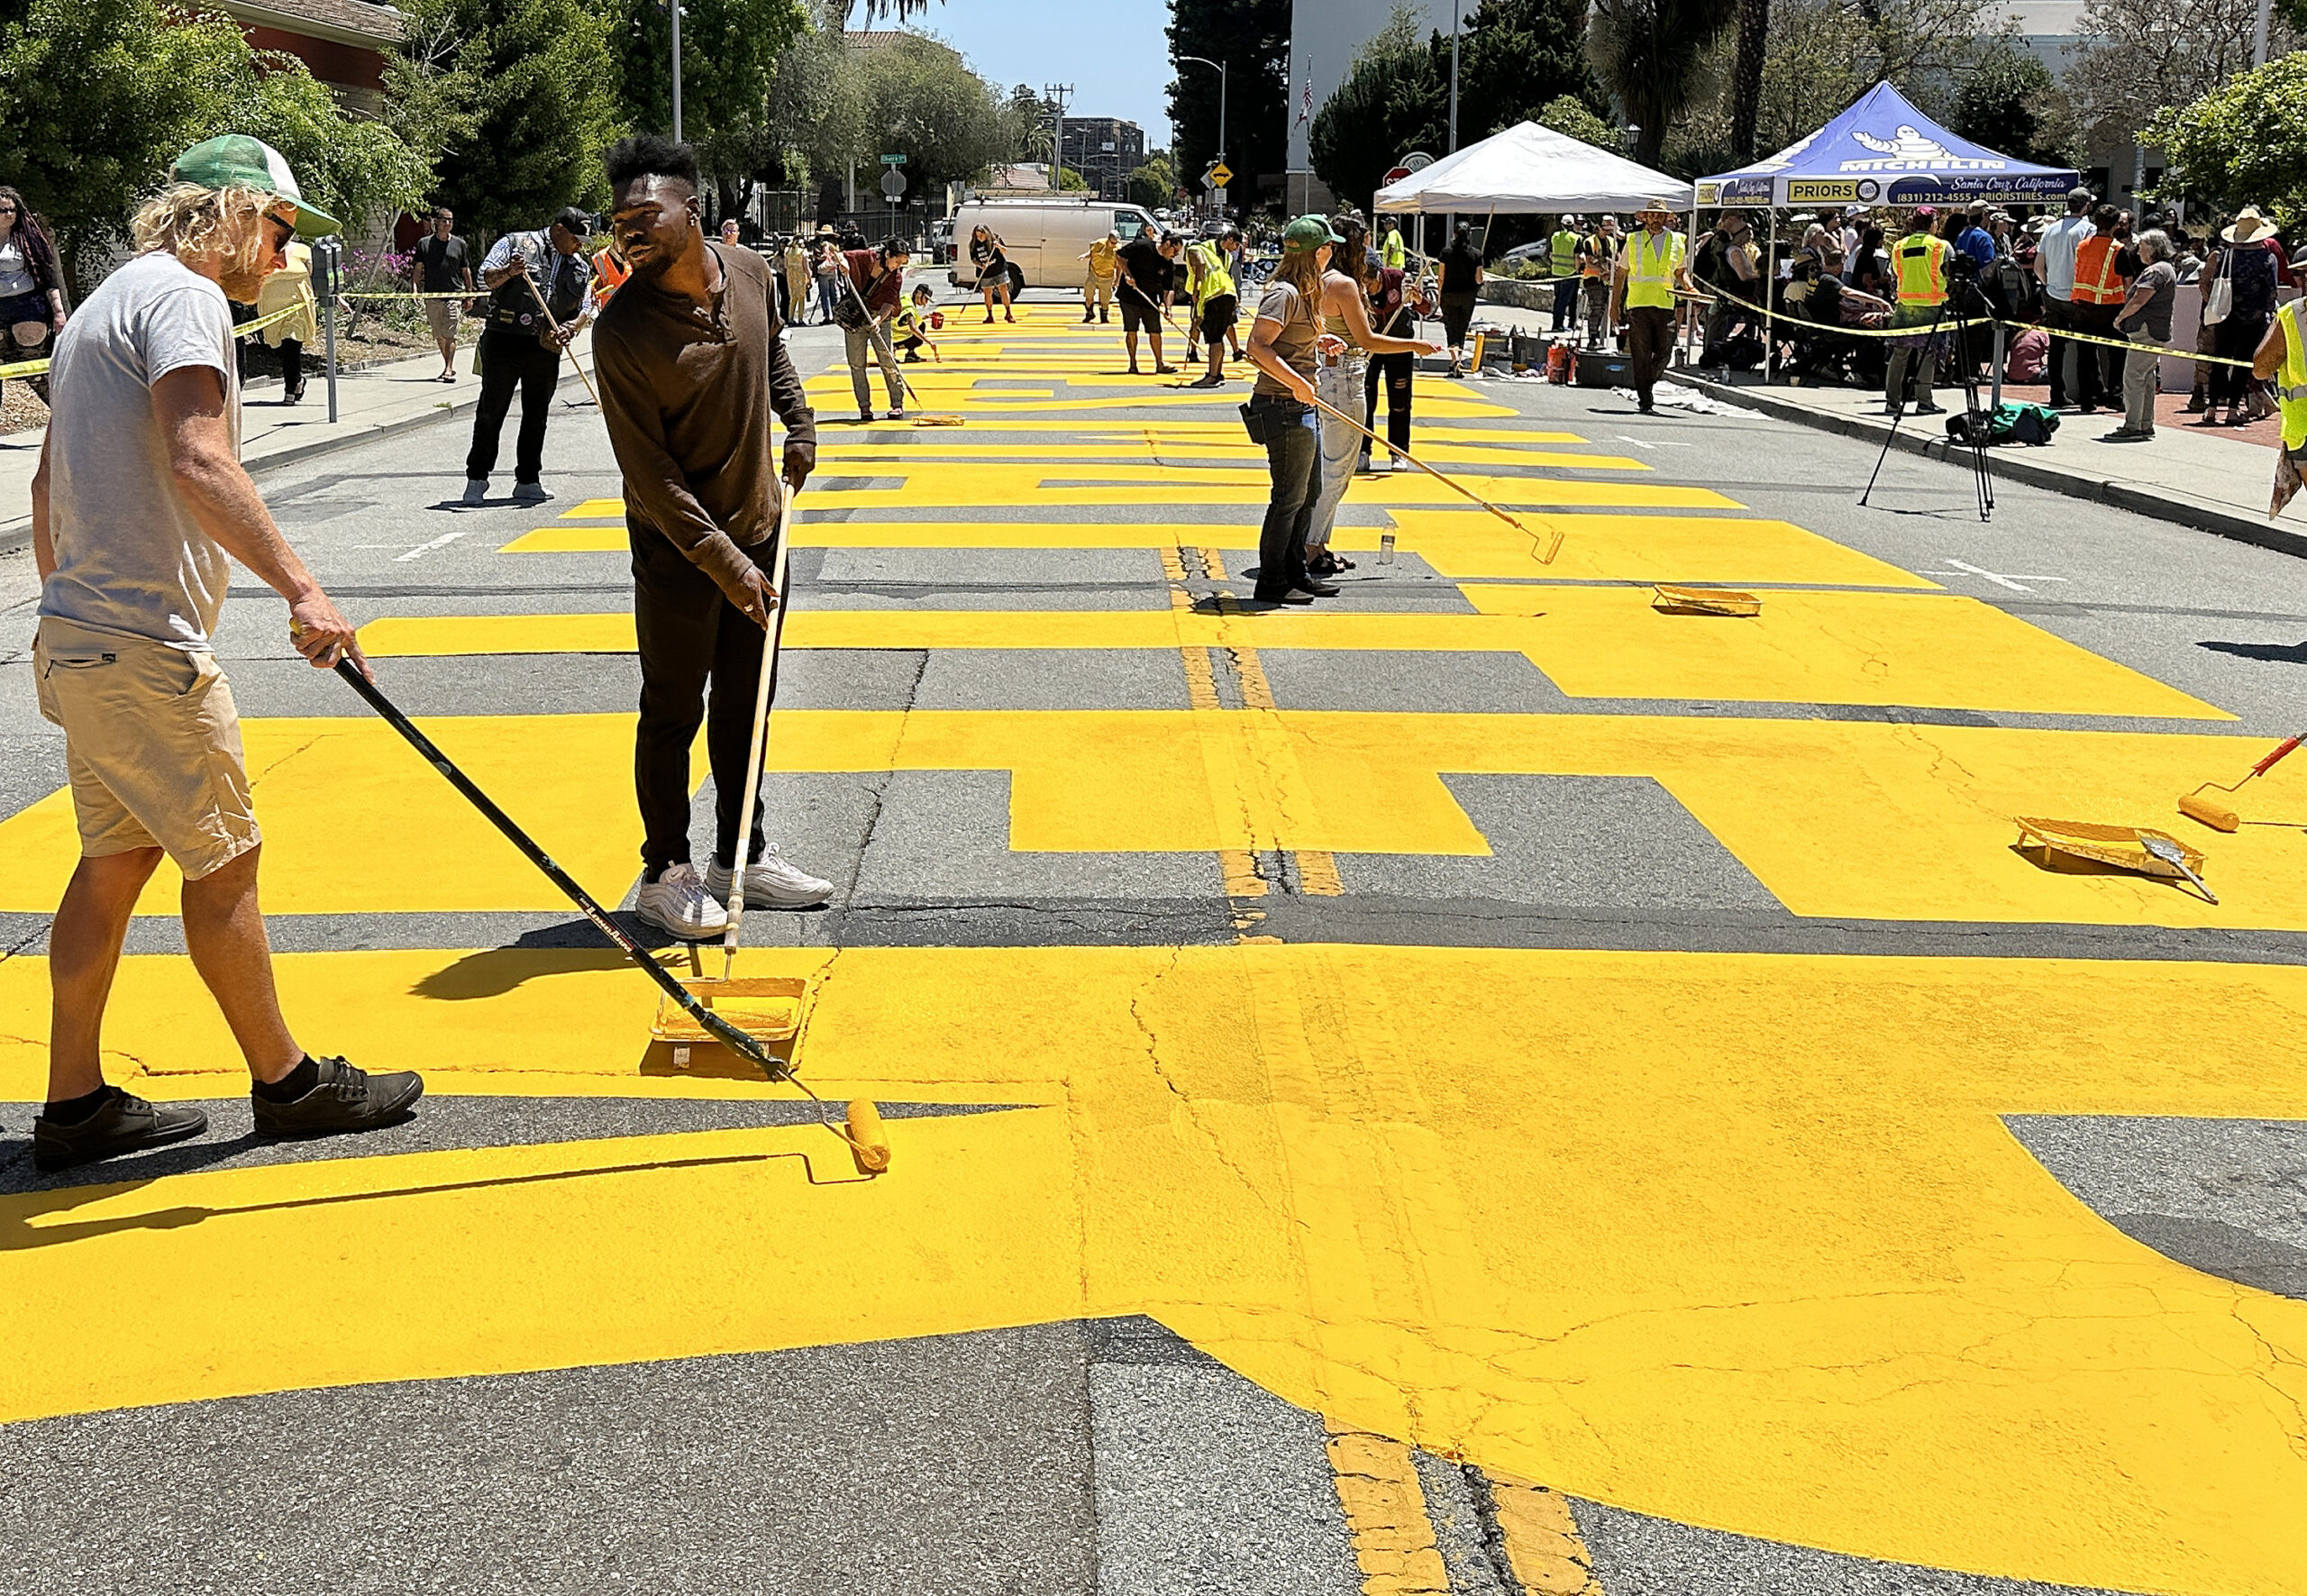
[168,134,342,239]
[1281,214,1345,253]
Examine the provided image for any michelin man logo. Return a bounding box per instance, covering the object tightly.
[1841,126,2004,172]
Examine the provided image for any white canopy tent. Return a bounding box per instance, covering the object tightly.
[1373,122,1692,215]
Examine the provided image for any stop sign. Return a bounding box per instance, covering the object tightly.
[1381,166,1412,186]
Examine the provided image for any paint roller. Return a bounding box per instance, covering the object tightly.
[2178,730,2306,832]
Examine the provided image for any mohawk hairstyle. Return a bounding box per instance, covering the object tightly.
[603,133,700,193]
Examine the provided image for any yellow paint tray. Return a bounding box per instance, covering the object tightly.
[1652,583,1762,616]
[647,974,809,1076]
[2013,817,2205,882]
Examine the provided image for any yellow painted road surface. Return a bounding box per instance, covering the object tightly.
[7,300,2307,1593]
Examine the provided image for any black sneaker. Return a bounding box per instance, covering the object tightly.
[1292,578,1340,597]
[33,1088,210,1172]
[252,1056,423,1140]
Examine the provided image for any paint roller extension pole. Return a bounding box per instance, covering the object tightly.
[330,657,790,1080]
[519,264,605,409]
[2179,729,2307,831]
[720,487,798,976]
[1297,386,1564,564]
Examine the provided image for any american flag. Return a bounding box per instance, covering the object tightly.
[1296,59,1311,126]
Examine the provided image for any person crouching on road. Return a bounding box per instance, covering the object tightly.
[1243,215,1349,606]
[1611,200,1695,415]
[1303,216,1441,576]
[595,134,832,939]
[463,205,589,506]
[893,284,940,361]
[837,235,910,422]
[26,135,422,1172]
[1883,206,1950,416]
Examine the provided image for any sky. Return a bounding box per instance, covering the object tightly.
[911,0,1176,150]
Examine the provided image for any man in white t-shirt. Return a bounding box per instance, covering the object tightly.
[2033,187,2097,409]
[27,135,424,1172]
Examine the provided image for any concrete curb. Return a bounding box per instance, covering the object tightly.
[1685,373,2307,561]
[0,365,593,556]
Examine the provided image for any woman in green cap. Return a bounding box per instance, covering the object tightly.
[1243,214,1346,605]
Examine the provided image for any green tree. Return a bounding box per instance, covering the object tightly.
[1744,0,1996,159]
[1537,94,1617,150]
[1308,7,1445,209]
[1588,0,1737,168]
[854,32,1014,196]
[1949,32,2081,168]
[613,0,807,154]
[761,4,868,189]
[1167,0,1290,199]
[1130,152,1179,209]
[0,0,433,292]
[1728,0,1768,161]
[2146,49,2307,233]
[1454,0,1607,141]
[388,0,625,236]
[2069,0,2291,147]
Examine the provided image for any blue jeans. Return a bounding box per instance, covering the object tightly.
[816,276,842,324]
[1552,277,1579,333]
[1252,396,1321,598]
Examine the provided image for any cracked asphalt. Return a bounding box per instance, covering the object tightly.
[2,296,2305,1595]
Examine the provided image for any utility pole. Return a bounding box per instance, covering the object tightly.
[669,0,683,141]
[1180,55,1227,211]
[1044,82,1073,193]
[1447,0,1463,152]
[2255,0,2274,64]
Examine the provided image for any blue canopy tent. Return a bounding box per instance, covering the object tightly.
[1697,81,2078,210]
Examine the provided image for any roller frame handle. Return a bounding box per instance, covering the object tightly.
[721,488,798,967]
[2252,732,2307,777]
[1297,387,1564,563]
[332,658,787,1076]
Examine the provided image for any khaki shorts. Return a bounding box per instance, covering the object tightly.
[423,296,462,340]
[32,618,259,880]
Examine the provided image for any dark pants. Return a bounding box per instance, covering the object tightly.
[1625,305,1676,404]
[1363,350,1414,459]
[1551,278,1578,333]
[629,521,773,874]
[2044,295,2074,408]
[1440,290,1479,351]
[2064,301,2120,409]
[2212,311,2272,409]
[275,338,304,397]
[466,328,559,483]
[1252,396,1321,599]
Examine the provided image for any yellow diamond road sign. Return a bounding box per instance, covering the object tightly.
[1208,162,1233,188]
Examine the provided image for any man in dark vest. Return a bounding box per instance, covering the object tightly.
[462,205,590,506]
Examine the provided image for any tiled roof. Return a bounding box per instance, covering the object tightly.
[220,0,403,45]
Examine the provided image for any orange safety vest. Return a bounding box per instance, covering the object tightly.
[2070,236,2126,306]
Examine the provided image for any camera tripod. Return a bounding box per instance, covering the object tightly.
[1858,278,1996,523]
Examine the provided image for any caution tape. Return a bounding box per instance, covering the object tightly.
[337,288,480,300]
[1701,281,2261,369]
[0,300,317,384]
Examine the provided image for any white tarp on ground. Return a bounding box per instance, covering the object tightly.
[1373,122,1693,215]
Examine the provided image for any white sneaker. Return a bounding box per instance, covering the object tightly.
[705,847,834,907]
[512,481,552,505]
[460,479,488,506]
[634,862,728,940]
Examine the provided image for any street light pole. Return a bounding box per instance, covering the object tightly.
[670,0,683,141]
[1447,0,1462,152]
[1179,55,1227,212]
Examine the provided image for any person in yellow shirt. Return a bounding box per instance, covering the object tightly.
[1609,199,1695,415]
[890,284,941,362]
[1884,205,1951,415]
[254,237,319,405]
[1080,230,1120,324]
[1381,217,1408,270]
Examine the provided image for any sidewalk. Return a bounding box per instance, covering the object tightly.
[0,333,596,548]
[1456,296,2307,559]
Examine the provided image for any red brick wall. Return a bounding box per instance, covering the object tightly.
[242,23,385,93]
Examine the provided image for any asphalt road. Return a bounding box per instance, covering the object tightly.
[1,297,2303,1596]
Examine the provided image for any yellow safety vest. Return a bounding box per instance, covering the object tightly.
[1190,241,1235,306]
[2278,301,2307,452]
[1625,230,1683,309]
[1549,229,1581,278]
[1381,232,1407,269]
[1893,234,1947,307]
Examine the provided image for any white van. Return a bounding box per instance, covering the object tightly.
[947,197,1162,292]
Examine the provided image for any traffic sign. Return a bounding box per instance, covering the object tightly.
[1206,160,1233,189]
[880,169,907,198]
[880,153,906,166]
[1402,150,1436,171]
[1381,166,1412,186]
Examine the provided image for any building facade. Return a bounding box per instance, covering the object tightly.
[1062,119,1146,202]
[215,0,399,116]
[1284,0,1401,213]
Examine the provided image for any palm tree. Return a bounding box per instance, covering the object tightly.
[1588,0,1737,168]
[834,0,941,23]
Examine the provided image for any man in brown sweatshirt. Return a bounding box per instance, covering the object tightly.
[593,133,829,939]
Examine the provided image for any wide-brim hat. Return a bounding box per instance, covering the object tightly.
[2224,205,2277,242]
[1637,196,1682,217]
[169,134,341,239]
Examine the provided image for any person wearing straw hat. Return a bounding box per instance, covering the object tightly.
[1611,198,1695,415]
[25,134,423,1170]
[592,133,831,938]
[2211,205,2284,427]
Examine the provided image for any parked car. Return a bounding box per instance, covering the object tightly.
[931,218,954,265]
[945,197,1160,291]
